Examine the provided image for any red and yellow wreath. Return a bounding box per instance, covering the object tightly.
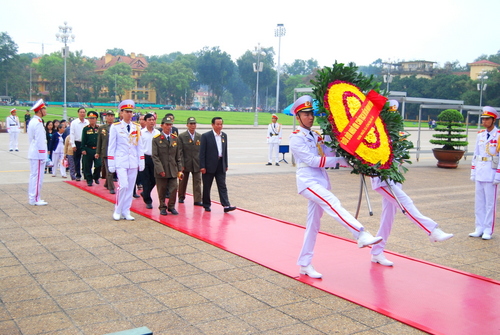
[324,80,393,169]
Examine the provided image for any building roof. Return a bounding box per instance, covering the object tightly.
[467,59,500,67]
[95,53,148,71]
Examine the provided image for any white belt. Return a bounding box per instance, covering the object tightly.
[474,156,493,161]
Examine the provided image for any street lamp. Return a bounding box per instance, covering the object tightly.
[383,61,394,93]
[252,43,266,127]
[477,70,488,107]
[275,24,286,114]
[56,22,75,121]
[477,70,488,128]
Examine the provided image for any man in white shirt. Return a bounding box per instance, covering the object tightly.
[140,113,160,209]
[70,107,89,181]
[7,108,21,151]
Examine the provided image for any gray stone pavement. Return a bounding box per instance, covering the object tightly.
[0,126,498,334]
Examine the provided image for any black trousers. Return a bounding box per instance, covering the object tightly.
[73,141,83,179]
[140,155,156,205]
[202,158,230,208]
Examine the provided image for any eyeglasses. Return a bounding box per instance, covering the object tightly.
[123,111,134,113]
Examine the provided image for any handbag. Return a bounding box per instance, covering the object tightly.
[62,157,69,168]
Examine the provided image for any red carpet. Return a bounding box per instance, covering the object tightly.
[67,180,500,335]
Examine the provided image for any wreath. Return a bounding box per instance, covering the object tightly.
[311,62,413,183]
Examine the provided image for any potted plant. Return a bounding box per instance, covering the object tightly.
[429,109,469,168]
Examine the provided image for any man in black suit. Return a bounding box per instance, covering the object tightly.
[199,117,236,213]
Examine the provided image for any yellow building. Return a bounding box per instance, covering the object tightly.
[95,53,156,103]
[467,60,500,80]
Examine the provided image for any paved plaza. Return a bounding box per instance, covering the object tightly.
[0,125,498,334]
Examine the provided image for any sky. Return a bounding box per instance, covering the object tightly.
[2,0,499,68]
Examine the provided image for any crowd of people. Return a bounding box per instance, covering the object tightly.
[20,97,498,279]
[24,98,237,222]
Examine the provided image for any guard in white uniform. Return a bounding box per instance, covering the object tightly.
[266,114,282,166]
[470,106,500,240]
[7,108,21,151]
[289,95,382,279]
[108,100,145,221]
[369,100,453,266]
[27,99,48,206]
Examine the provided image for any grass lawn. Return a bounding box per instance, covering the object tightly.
[0,106,297,126]
[0,105,437,128]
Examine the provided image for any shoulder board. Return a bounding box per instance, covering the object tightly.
[292,130,300,134]
[313,130,322,136]
[133,122,140,126]
[171,133,178,138]
[113,121,120,125]
[153,133,161,138]
[478,129,485,133]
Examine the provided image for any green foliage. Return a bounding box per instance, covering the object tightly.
[196,47,235,108]
[429,109,468,150]
[282,58,319,76]
[312,62,413,184]
[103,63,135,101]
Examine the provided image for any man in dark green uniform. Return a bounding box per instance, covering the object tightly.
[152,116,182,216]
[96,111,115,194]
[81,111,102,187]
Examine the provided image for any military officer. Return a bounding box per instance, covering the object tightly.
[81,111,102,186]
[108,100,145,221]
[7,108,21,151]
[152,116,182,216]
[470,106,500,240]
[96,111,116,194]
[177,117,203,206]
[27,99,48,206]
[266,114,282,166]
[289,95,382,279]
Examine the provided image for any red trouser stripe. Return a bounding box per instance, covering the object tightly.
[492,185,497,234]
[380,186,431,234]
[306,187,360,232]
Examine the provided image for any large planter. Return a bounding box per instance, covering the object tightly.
[432,148,465,168]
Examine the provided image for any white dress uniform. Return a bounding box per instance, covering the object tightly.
[290,126,365,266]
[7,113,21,151]
[470,126,500,236]
[28,115,47,204]
[266,120,282,164]
[369,177,438,256]
[108,120,145,217]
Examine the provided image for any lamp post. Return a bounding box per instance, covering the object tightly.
[477,70,488,128]
[274,24,286,114]
[56,22,75,121]
[252,43,266,127]
[478,70,488,107]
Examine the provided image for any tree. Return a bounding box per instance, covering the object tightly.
[103,63,135,101]
[106,48,126,56]
[236,47,276,110]
[141,60,195,105]
[33,52,64,100]
[283,58,319,76]
[5,53,35,100]
[196,47,235,108]
[0,32,19,96]
[282,74,311,106]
